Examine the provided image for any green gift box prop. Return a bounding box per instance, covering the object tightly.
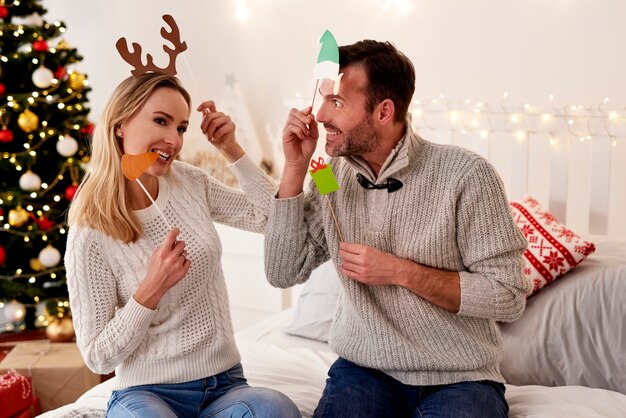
[310,157,340,195]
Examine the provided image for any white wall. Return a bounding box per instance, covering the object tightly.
[44,0,626,154]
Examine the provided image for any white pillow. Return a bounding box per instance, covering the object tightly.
[284,261,340,342]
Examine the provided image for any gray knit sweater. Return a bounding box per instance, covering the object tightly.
[265,124,531,386]
[65,155,276,390]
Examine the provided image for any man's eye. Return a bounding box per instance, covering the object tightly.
[333,99,343,109]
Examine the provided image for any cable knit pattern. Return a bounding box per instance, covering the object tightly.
[265,124,531,386]
[65,155,276,390]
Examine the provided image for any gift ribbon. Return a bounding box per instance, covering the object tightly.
[310,157,327,173]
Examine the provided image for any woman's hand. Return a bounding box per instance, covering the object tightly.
[197,100,244,162]
[134,228,191,309]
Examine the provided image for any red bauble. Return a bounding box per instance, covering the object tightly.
[33,39,49,52]
[0,128,13,143]
[81,123,95,135]
[0,6,8,19]
[0,82,5,95]
[54,67,67,79]
[0,245,5,267]
[29,213,55,231]
[65,184,78,201]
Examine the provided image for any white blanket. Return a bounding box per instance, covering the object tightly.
[40,311,626,417]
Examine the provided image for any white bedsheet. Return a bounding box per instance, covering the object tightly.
[40,309,626,417]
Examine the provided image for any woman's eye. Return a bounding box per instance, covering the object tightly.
[178,126,187,134]
[154,117,167,126]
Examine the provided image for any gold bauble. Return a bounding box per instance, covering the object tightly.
[17,109,39,133]
[45,316,75,342]
[68,72,86,91]
[56,39,71,50]
[30,258,45,272]
[8,206,29,227]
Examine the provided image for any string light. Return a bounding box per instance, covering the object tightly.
[411,95,625,148]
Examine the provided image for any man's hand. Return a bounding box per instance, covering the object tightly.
[277,106,320,197]
[338,241,461,313]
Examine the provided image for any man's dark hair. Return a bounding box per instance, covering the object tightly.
[339,40,415,124]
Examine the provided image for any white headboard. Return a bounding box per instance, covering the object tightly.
[410,98,626,237]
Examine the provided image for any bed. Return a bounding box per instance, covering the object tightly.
[39,248,626,418]
[38,226,626,417]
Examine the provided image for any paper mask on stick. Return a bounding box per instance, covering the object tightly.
[121,152,172,228]
[313,30,343,96]
[309,157,342,240]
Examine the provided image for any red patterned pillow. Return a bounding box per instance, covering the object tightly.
[510,196,596,296]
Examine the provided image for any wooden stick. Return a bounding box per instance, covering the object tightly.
[310,78,320,111]
[135,178,172,229]
[325,195,343,241]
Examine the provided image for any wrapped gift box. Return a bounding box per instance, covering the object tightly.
[0,370,38,418]
[0,341,100,413]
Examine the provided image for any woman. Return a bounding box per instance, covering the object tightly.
[65,73,300,418]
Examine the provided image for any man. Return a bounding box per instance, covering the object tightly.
[265,40,531,418]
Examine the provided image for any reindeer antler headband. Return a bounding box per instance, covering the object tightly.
[115,14,187,76]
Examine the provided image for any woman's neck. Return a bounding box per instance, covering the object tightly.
[126,175,158,210]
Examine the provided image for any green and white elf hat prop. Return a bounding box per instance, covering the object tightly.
[312,30,342,95]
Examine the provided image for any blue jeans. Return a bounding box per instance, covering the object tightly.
[107,363,300,418]
[313,358,508,418]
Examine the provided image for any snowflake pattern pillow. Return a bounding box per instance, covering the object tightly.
[510,196,596,295]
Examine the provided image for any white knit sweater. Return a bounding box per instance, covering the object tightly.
[65,155,276,390]
[265,124,531,386]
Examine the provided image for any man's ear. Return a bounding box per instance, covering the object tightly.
[374,99,395,125]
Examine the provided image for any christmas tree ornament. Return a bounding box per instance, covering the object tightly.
[54,66,67,79]
[68,71,86,90]
[0,5,7,19]
[11,13,44,26]
[32,38,49,52]
[45,316,75,342]
[56,39,71,50]
[0,127,13,143]
[0,82,5,95]
[19,170,42,191]
[81,122,95,135]
[0,245,5,266]
[30,257,45,272]
[65,183,78,201]
[39,244,61,268]
[3,300,26,322]
[17,109,39,132]
[8,207,29,227]
[32,65,54,88]
[31,213,54,231]
[56,135,78,157]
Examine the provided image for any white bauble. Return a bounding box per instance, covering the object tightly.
[12,13,44,26]
[32,66,54,89]
[56,135,78,157]
[19,170,42,191]
[3,300,26,322]
[39,245,61,268]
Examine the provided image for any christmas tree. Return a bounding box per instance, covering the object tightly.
[0,0,92,331]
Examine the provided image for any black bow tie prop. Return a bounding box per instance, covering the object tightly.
[356,173,403,193]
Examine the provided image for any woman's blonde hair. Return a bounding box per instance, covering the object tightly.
[68,73,191,243]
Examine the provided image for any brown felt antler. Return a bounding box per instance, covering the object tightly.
[115,14,188,77]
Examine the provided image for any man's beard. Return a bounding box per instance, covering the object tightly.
[326,116,378,157]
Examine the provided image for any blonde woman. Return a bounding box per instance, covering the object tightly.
[65,73,300,418]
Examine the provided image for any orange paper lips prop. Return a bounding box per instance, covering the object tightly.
[121,152,159,180]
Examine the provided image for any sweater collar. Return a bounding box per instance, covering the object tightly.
[344,116,424,183]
